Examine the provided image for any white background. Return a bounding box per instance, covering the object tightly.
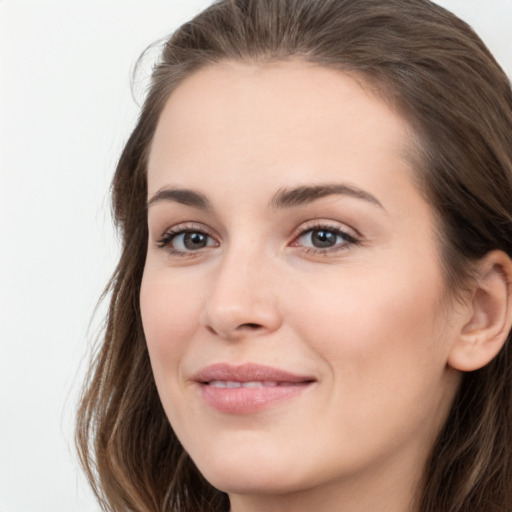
[0,1,511,511]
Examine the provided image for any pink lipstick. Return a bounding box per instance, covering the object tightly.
[193,363,316,414]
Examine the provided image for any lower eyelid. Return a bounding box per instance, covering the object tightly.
[298,245,351,257]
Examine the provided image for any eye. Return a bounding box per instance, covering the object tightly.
[157,225,218,255]
[172,231,214,251]
[292,224,359,253]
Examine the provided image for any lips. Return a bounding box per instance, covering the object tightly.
[192,363,316,414]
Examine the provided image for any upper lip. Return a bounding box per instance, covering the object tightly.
[192,363,316,384]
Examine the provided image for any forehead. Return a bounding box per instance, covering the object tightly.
[147,60,419,204]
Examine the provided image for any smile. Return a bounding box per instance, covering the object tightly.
[193,363,316,414]
[207,380,304,388]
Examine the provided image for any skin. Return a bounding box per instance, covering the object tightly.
[140,61,467,512]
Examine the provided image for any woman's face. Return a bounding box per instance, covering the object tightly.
[141,61,463,509]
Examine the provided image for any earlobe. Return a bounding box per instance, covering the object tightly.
[448,250,512,372]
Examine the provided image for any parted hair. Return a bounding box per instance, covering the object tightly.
[76,1,512,511]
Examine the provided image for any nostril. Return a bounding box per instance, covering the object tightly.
[241,323,261,330]
[204,323,262,337]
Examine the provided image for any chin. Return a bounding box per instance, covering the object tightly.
[205,471,300,497]
[192,451,307,496]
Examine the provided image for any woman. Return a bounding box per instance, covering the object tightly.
[76,1,512,511]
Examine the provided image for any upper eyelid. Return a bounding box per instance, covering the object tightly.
[291,219,360,239]
[156,219,356,235]
[158,222,216,237]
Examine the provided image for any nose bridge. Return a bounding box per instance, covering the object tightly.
[201,238,281,338]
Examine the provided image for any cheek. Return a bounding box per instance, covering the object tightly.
[294,261,448,385]
[140,269,203,378]
[290,264,455,459]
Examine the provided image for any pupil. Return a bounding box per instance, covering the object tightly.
[312,230,336,248]
[184,232,207,249]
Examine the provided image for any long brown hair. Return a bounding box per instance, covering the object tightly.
[76,1,512,511]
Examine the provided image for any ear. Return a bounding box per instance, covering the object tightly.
[448,250,512,372]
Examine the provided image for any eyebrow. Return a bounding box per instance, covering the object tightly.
[147,182,385,212]
[147,188,211,210]
[270,183,385,210]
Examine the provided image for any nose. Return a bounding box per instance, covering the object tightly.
[200,246,282,340]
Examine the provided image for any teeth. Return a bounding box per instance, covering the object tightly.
[209,380,227,388]
[208,380,280,388]
[241,381,262,388]
[208,380,244,388]
[242,381,278,388]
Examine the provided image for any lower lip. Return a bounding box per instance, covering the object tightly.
[199,382,312,414]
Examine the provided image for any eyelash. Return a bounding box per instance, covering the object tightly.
[156,223,216,257]
[155,222,360,257]
[290,222,360,255]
